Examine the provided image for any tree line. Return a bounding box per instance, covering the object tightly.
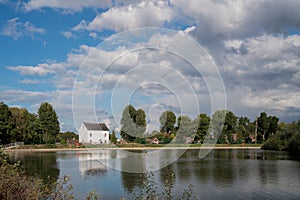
[0,102,76,145]
[120,105,300,154]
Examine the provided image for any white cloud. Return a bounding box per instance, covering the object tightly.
[0,17,46,40]
[73,0,172,32]
[23,0,112,12]
[7,62,67,76]
[19,79,40,84]
[89,32,97,39]
[0,17,45,40]
[61,31,76,39]
[0,90,51,105]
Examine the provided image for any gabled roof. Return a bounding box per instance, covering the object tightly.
[83,123,109,131]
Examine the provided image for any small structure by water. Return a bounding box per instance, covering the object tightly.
[78,123,110,144]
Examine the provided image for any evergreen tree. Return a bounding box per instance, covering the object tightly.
[38,102,60,144]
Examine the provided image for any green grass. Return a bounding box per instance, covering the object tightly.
[10,143,262,150]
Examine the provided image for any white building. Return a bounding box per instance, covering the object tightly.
[78,123,110,144]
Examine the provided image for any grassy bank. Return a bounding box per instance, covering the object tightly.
[4,143,262,151]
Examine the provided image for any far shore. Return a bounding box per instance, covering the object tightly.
[4,146,261,152]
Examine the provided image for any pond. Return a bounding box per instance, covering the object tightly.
[8,149,300,199]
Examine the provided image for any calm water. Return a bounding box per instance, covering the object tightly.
[9,149,300,199]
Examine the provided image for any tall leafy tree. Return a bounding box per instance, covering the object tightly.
[211,110,227,142]
[0,102,13,144]
[9,107,42,144]
[222,111,238,144]
[257,112,269,142]
[267,116,279,139]
[38,102,60,144]
[120,105,146,142]
[237,116,255,143]
[159,111,176,133]
[177,115,192,142]
[135,109,147,137]
[193,113,211,143]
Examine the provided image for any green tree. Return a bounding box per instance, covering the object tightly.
[287,132,300,155]
[176,115,192,143]
[257,112,269,142]
[9,107,42,144]
[222,111,238,144]
[57,131,78,144]
[135,109,147,138]
[236,116,253,143]
[109,130,117,144]
[193,113,211,143]
[0,102,13,144]
[211,110,227,142]
[159,111,176,134]
[267,116,279,139]
[38,102,60,144]
[120,105,146,142]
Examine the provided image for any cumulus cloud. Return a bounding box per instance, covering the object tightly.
[61,31,76,39]
[72,0,172,32]
[7,62,67,76]
[0,17,45,40]
[0,90,51,105]
[23,0,111,12]
[4,0,300,130]
[19,79,40,84]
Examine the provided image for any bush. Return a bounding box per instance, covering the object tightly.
[262,136,282,151]
[287,132,300,156]
[0,150,75,200]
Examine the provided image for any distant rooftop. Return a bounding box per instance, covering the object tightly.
[83,123,109,131]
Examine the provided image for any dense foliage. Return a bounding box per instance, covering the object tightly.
[119,105,300,155]
[0,102,62,145]
[120,105,146,142]
[262,120,300,155]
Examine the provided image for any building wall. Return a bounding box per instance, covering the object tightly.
[78,124,88,143]
[88,130,109,144]
[79,124,109,144]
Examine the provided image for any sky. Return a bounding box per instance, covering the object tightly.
[1,0,300,132]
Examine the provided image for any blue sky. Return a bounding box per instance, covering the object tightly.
[1,0,300,132]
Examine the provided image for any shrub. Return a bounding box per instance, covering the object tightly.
[262,136,282,151]
[287,132,300,156]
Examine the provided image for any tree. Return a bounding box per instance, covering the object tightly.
[267,116,279,139]
[176,115,192,143]
[237,116,255,143]
[135,109,147,138]
[159,111,176,134]
[57,131,78,144]
[222,111,238,144]
[109,130,117,144]
[9,107,42,144]
[193,113,211,143]
[0,102,13,144]
[257,112,269,142]
[120,105,147,142]
[38,102,60,144]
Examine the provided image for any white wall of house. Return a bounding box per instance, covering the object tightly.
[78,124,109,144]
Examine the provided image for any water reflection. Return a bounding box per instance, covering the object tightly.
[7,149,300,199]
[77,151,110,177]
[9,151,59,184]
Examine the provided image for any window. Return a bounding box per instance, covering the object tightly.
[104,133,107,137]
[90,140,92,143]
[90,133,92,137]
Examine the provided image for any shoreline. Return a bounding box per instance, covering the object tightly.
[4,146,261,152]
